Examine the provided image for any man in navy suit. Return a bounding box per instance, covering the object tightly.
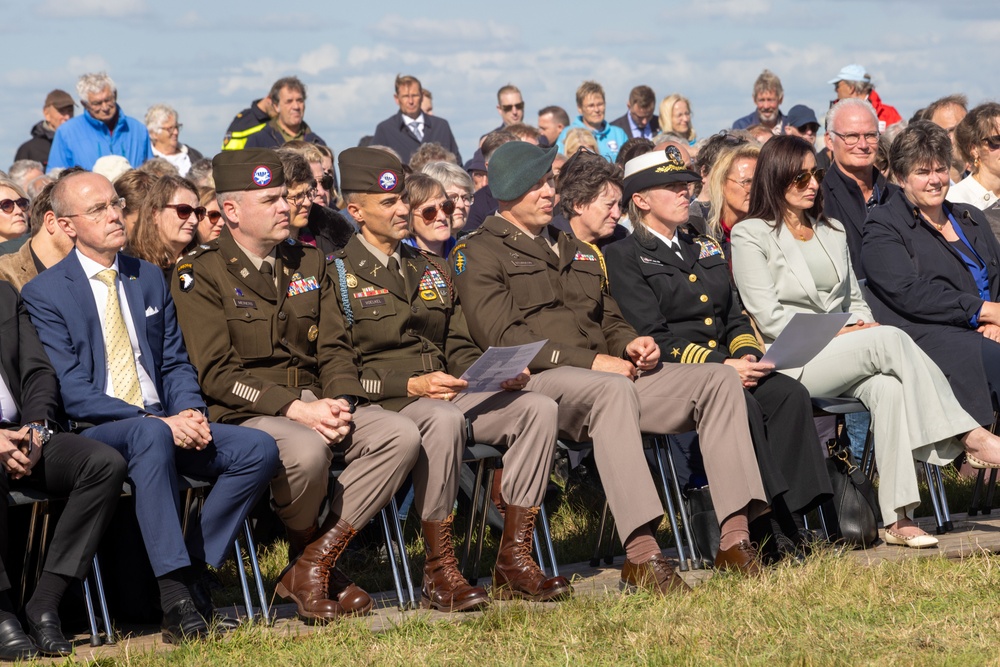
[371,74,462,166]
[21,171,280,644]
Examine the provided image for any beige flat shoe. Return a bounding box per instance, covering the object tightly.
[966,453,1000,470]
[884,527,938,549]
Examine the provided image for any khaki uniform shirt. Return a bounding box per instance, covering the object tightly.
[170,227,365,423]
[451,215,637,371]
[328,235,480,412]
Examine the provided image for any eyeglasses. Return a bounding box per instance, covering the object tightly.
[417,200,456,222]
[287,189,317,207]
[790,168,825,190]
[0,198,29,215]
[500,102,525,113]
[448,193,474,205]
[206,210,223,224]
[727,178,753,191]
[160,124,183,134]
[983,135,1000,151]
[319,171,335,191]
[63,197,126,221]
[830,131,879,146]
[164,203,207,221]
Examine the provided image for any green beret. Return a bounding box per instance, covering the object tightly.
[212,149,285,193]
[338,147,405,195]
[488,142,557,201]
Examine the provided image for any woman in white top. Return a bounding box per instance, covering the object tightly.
[731,135,1000,548]
[948,102,1000,210]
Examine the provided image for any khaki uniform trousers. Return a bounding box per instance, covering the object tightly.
[526,364,767,542]
[789,326,979,525]
[242,392,421,531]
[399,391,559,521]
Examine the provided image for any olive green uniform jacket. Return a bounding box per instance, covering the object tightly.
[327,235,481,412]
[170,227,365,423]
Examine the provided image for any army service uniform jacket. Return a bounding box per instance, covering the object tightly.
[603,229,764,365]
[451,215,637,372]
[328,235,481,412]
[170,227,365,423]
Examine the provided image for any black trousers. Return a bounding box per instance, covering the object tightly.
[745,372,833,514]
[0,433,127,591]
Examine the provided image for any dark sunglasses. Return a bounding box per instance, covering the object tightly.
[164,203,207,221]
[0,198,29,215]
[984,135,1000,151]
[791,168,825,190]
[417,199,456,221]
[320,172,335,191]
[206,210,223,223]
[500,102,525,112]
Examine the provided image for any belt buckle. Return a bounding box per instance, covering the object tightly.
[287,367,300,388]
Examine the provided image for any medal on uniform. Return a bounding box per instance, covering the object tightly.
[307,325,319,341]
[345,273,358,288]
[287,276,320,297]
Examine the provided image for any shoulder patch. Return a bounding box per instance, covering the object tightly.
[454,250,468,275]
[177,262,195,292]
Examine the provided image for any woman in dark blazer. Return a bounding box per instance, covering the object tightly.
[863,121,1000,429]
[605,146,832,554]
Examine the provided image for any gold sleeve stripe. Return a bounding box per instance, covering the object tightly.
[681,343,712,364]
[729,334,764,356]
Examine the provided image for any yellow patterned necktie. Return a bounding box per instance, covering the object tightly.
[95,269,143,408]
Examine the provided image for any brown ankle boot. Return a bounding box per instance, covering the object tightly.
[420,516,490,612]
[275,517,372,622]
[286,523,318,562]
[493,505,572,601]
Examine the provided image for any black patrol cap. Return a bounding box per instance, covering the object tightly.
[212,148,285,193]
[338,147,405,195]
[622,146,700,201]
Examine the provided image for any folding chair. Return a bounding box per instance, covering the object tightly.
[8,488,111,647]
[457,442,504,585]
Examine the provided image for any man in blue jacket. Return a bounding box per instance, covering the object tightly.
[556,81,629,162]
[46,72,152,173]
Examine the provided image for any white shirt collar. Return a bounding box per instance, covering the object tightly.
[76,248,119,279]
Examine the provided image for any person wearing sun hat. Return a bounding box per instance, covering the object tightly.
[171,147,422,623]
[829,64,901,132]
[453,142,770,592]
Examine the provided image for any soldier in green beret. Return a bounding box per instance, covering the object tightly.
[171,148,421,622]
[329,147,569,608]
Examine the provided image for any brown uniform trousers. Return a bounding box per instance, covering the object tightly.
[171,228,419,531]
[328,236,557,520]
[452,216,767,540]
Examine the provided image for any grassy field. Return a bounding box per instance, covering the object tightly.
[84,463,1000,666]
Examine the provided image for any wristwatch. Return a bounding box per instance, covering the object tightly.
[26,421,53,446]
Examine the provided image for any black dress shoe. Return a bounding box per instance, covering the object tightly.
[190,578,241,634]
[161,599,209,644]
[27,611,72,656]
[0,618,39,661]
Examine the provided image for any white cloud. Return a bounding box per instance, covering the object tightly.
[372,15,519,44]
[37,0,149,18]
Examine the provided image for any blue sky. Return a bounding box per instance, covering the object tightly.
[3,0,997,168]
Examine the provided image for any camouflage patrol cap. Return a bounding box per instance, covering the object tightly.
[338,147,405,195]
[212,148,285,193]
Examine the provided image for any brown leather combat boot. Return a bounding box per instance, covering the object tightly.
[275,517,373,622]
[286,523,318,562]
[493,505,572,601]
[420,516,490,612]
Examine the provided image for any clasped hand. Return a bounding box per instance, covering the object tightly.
[0,427,40,480]
[285,398,354,445]
[723,355,774,388]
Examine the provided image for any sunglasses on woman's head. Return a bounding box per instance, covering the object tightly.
[164,203,207,221]
[0,198,28,214]
[791,168,825,190]
[417,200,456,222]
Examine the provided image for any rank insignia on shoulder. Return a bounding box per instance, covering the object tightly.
[177,263,194,292]
[695,237,724,259]
[573,251,597,262]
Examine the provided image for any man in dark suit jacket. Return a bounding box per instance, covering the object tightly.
[371,75,462,166]
[610,85,660,140]
[21,171,279,644]
[0,281,126,660]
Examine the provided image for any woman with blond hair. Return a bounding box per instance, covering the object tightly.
[659,94,696,146]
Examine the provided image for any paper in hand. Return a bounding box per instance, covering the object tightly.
[460,340,547,393]
[760,313,852,369]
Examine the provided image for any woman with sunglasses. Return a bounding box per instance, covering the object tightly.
[128,175,204,270]
[195,187,224,244]
[420,161,475,233]
[276,148,354,254]
[732,135,1000,548]
[949,103,1000,214]
[863,121,1000,471]
[706,143,761,262]
[0,180,30,245]
[403,174,456,257]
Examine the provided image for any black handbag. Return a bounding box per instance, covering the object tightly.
[822,432,881,549]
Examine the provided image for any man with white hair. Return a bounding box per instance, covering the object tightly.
[46,72,152,173]
[145,104,203,177]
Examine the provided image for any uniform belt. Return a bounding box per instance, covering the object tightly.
[251,367,319,389]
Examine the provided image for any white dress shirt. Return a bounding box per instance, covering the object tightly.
[647,227,685,260]
[0,374,19,424]
[76,249,161,407]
